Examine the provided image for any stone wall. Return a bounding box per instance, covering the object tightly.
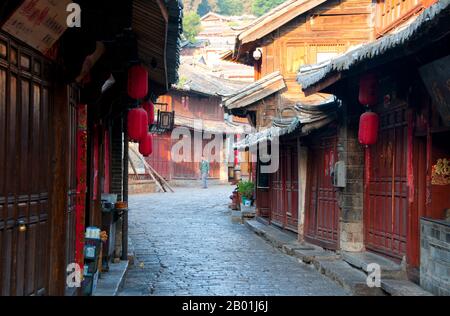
[337,104,365,252]
[128,180,158,195]
[420,218,450,296]
[297,144,308,241]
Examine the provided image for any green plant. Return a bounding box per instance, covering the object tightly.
[252,0,287,17]
[237,180,255,200]
[183,11,202,43]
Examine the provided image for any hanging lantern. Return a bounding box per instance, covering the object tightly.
[359,111,379,146]
[139,133,153,157]
[127,108,148,142]
[143,101,155,125]
[128,65,148,100]
[358,73,378,106]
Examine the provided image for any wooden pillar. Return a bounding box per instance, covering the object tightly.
[48,81,69,296]
[121,115,129,261]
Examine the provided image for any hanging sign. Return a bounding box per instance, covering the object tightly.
[419,55,450,126]
[1,0,72,56]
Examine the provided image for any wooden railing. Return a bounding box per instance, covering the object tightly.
[375,0,428,37]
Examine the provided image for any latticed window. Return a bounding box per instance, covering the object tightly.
[375,0,425,36]
[285,43,346,76]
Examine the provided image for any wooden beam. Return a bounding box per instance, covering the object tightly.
[302,72,341,96]
[239,0,328,44]
[156,0,169,23]
[121,118,129,261]
[48,81,69,296]
[129,146,164,192]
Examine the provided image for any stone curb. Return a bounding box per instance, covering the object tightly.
[93,260,129,296]
[244,219,432,296]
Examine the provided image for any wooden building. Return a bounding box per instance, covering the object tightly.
[223,0,374,234]
[0,0,182,296]
[298,0,449,285]
[145,61,250,183]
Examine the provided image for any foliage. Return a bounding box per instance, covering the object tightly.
[197,0,212,16]
[252,0,287,16]
[217,0,244,16]
[177,76,188,88]
[237,180,255,200]
[184,0,286,17]
[183,0,218,15]
[183,11,202,43]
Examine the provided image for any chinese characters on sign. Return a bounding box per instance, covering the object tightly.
[1,0,72,56]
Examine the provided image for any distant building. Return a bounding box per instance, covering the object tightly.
[144,61,252,185]
[180,12,256,82]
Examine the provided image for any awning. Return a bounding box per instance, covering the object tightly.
[222,71,286,110]
[234,97,339,150]
[174,61,249,97]
[236,0,327,45]
[175,116,250,135]
[133,0,183,92]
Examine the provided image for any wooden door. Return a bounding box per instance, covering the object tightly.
[146,133,172,179]
[286,146,299,231]
[365,104,408,261]
[270,150,284,226]
[305,135,339,249]
[269,144,298,232]
[0,35,52,295]
[65,85,78,295]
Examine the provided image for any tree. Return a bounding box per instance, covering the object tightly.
[252,0,287,17]
[183,11,202,43]
[217,0,244,16]
[197,0,212,16]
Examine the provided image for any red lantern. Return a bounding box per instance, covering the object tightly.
[128,65,148,100]
[359,73,378,106]
[142,101,155,125]
[139,133,153,157]
[359,111,379,146]
[128,108,148,142]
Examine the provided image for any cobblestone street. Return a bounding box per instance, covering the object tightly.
[119,185,349,296]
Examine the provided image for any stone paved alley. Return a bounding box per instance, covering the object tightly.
[118,185,349,296]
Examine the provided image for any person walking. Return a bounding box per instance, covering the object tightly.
[199,156,210,189]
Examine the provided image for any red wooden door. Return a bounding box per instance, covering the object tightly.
[0,35,52,295]
[270,151,284,226]
[286,145,299,231]
[146,133,171,179]
[269,144,298,232]
[305,135,339,249]
[365,104,408,261]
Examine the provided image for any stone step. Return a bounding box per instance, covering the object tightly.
[342,251,406,280]
[231,210,243,224]
[381,279,433,296]
[93,260,129,296]
[245,219,297,249]
[293,248,340,264]
[315,259,385,296]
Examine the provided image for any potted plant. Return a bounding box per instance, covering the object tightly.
[237,180,255,208]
